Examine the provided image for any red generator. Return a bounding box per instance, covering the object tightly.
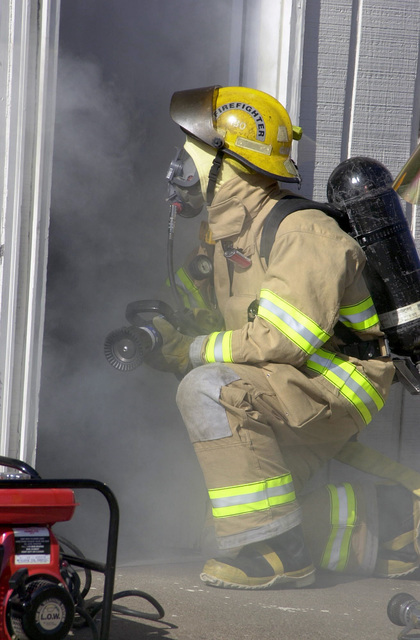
[0,483,76,640]
[0,456,164,640]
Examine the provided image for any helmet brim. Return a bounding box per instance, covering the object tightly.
[170,86,224,149]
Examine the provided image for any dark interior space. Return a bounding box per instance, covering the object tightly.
[37,0,233,564]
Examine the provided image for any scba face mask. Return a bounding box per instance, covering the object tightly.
[166,148,205,218]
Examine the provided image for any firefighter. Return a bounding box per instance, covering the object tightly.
[148,85,398,589]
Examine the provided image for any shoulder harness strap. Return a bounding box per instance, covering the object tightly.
[260,195,351,265]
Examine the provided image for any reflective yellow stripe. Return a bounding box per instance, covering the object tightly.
[257,289,330,355]
[175,267,208,309]
[204,331,234,363]
[306,348,384,424]
[209,474,296,518]
[340,297,379,331]
[321,483,357,571]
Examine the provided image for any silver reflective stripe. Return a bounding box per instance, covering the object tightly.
[308,351,379,416]
[213,333,225,361]
[210,480,295,509]
[259,298,324,350]
[340,306,375,325]
[327,485,349,571]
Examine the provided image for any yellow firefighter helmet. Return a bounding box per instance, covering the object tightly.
[170,85,302,183]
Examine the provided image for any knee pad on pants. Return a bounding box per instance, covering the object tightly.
[176,363,239,442]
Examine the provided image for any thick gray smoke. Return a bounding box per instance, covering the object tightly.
[37,0,232,563]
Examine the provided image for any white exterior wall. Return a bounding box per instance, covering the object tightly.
[0,1,60,464]
[229,0,306,122]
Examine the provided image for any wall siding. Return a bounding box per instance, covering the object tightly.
[299,0,420,200]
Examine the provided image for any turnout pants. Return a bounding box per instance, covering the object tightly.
[176,362,360,550]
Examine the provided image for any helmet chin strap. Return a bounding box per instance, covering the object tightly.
[206,150,225,205]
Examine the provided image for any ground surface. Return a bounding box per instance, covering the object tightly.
[69,559,420,640]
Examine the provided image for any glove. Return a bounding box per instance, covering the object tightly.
[150,316,194,375]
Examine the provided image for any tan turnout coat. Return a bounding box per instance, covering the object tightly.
[203,171,395,431]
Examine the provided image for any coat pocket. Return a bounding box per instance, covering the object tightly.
[266,365,330,428]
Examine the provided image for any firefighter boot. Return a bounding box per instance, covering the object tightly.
[200,525,315,590]
[375,484,420,578]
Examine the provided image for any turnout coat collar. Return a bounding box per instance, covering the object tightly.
[206,173,282,241]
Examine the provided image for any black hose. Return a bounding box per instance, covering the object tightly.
[0,456,41,478]
[57,535,92,599]
[166,203,206,340]
[87,589,165,621]
[167,203,185,316]
[74,605,100,640]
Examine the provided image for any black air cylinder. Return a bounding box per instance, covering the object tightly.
[327,157,420,358]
